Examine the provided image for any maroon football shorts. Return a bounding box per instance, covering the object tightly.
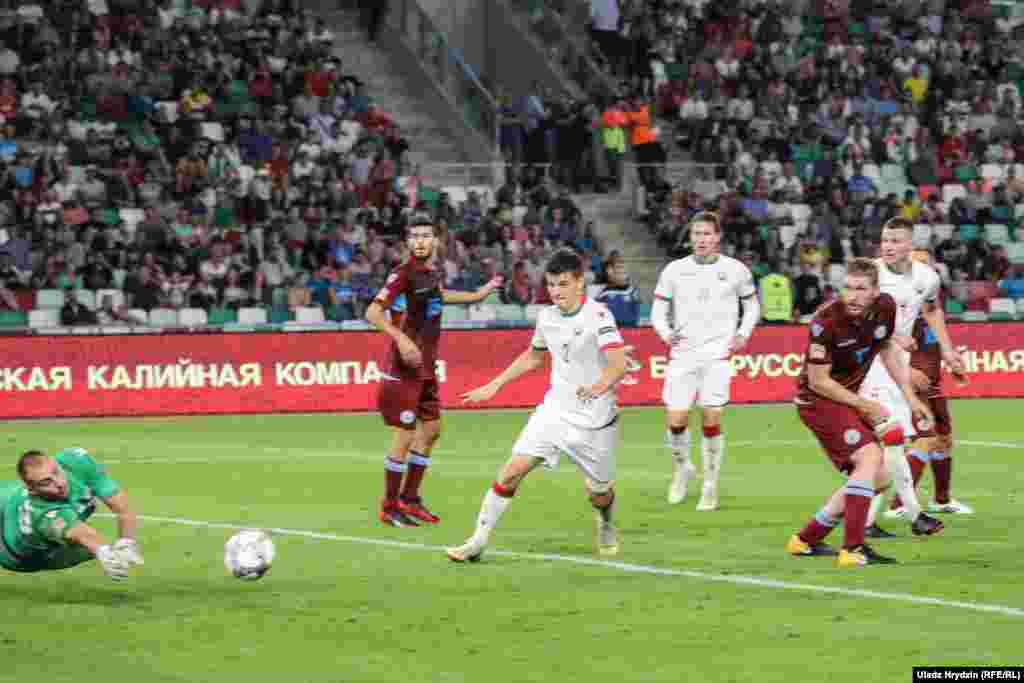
[797,398,877,474]
[377,376,441,429]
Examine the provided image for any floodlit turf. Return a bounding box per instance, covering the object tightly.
[3,400,1022,682]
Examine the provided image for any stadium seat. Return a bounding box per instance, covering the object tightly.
[95,289,125,310]
[961,311,989,322]
[495,304,525,323]
[148,308,179,327]
[178,308,209,326]
[271,287,289,308]
[207,307,237,325]
[987,224,1011,246]
[269,306,293,323]
[1006,242,1024,264]
[28,309,60,328]
[989,298,1016,321]
[959,224,980,241]
[981,163,1006,182]
[467,304,497,323]
[912,224,932,247]
[881,163,906,183]
[74,289,96,309]
[112,269,127,288]
[125,309,148,324]
[524,304,544,322]
[237,307,268,325]
[36,289,65,309]
[294,306,326,324]
[1016,299,1024,319]
[441,306,468,324]
[0,310,27,327]
[932,224,954,242]
[944,299,965,316]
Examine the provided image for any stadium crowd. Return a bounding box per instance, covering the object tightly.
[576,0,1024,320]
[0,0,612,329]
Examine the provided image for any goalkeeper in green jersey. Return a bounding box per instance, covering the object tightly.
[0,448,144,580]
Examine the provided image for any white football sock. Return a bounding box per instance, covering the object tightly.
[469,487,512,546]
[702,434,724,484]
[885,445,922,521]
[666,429,691,465]
[866,493,885,527]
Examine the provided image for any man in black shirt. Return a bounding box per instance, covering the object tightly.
[792,261,824,317]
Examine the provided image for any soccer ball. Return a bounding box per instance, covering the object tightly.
[224,529,275,581]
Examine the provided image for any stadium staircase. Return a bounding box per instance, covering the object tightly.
[577,193,667,303]
[320,7,473,165]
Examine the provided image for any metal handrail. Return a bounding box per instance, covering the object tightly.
[388,0,501,156]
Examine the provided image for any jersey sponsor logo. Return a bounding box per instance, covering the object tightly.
[844,429,862,446]
[399,410,416,424]
[598,326,616,335]
[837,339,856,347]
[810,322,824,337]
[875,325,887,339]
[808,343,826,360]
[386,273,398,285]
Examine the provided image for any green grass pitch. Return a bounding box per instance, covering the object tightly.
[3,400,1022,682]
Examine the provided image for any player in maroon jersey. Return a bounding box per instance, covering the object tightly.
[366,217,502,527]
[786,258,943,567]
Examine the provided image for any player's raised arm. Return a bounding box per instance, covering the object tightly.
[461,346,547,403]
[441,276,504,304]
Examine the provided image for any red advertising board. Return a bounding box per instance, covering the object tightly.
[0,324,1021,419]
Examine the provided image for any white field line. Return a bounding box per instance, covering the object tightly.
[103,513,1024,619]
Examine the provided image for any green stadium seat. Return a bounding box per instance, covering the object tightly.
[961,311,989,322]
[987,224,1011,246]
[959,224,980,241]
[989,298,1016,321]
[0,310,27,327]
[944,299,965,316]
[495,304,525,323]
[269,306,294,323]
[441,306,468,324]
[208,307,238,325]
[1006,242,1024,264]
[36,289,65,309]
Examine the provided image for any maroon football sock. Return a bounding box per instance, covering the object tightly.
[400,451,430,500]
[798,517,835,545]
[931,454,952,504]
[843,481,874,549]
[384,456,406,503]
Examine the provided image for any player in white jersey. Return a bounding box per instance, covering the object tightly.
[858,218,968,537]
[651,212,760,511]
[447,249,630,562]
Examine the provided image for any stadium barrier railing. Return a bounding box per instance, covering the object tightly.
[1,324,1019,419]
[388,0,501,156]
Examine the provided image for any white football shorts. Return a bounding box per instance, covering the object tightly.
[512,406,618,492]
[860,359,916,439]
[662,359,732,410]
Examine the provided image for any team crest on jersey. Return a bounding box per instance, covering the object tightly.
[810,322,823,337]
[717,272,727,281]
[844,429,862,446]
[46,510,57,518]
[399,410,416,424]
[574,327,583,336]
[875,325,887,339]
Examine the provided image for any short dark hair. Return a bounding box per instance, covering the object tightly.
[689,210,722,233]
[545,248,583,277]
[882,216,914,234]
[406,215,435,233]
[17,450,47,480]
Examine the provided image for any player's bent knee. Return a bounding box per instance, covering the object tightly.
[666,410,690,430]
[702,408,723,426]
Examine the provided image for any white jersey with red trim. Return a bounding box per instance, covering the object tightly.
[653,255,756,366]
[530,297,624,429]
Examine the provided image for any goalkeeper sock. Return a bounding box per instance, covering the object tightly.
[930,451,952,504]
[701,425,723,484]
[842,480,874,549]
[470,482,515,546]
[667,426,691,465]
[401,450,430,500]
[891,450,929,510]
[384,456,406,503]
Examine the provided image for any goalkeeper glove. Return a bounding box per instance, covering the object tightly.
[113,538,145,567]
[96,544,130,581]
